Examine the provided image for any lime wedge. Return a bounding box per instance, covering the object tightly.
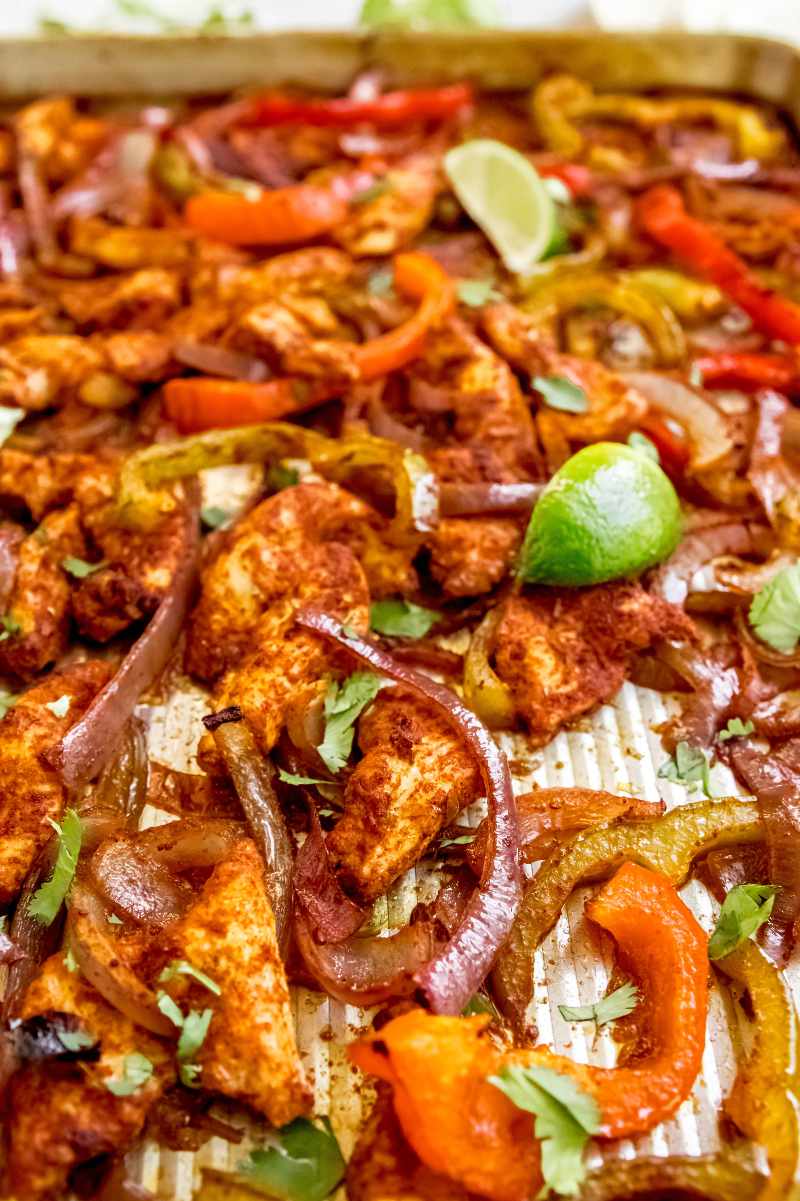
[519,442,682,587]
[444,139,557,275]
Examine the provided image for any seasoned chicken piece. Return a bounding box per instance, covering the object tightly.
[186,482,414,682]
[15,97,107,184]
[49,268,182,330]
[348,1084,474,1201]
[158,837,312,1126]
[327,693,481,901]
[6,954,172,1201]
[0,505,86,679]
[332,153,441,257]
[0,335,106,410]
[414,320,541,596]
[481,302,648,467]
[0,660,112,903]
[236,299,360,384]
[216,247,353,309]
[196,540,369,773]
[0,449,95,520]
[494,583,696,745]
[70,217,191,269]
[102,329,173,382]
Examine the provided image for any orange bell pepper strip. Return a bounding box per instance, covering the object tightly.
[638,185,800,345]
[353,251,455,381]
[184,182,348,245]
[350,862,708,1201]
[163,377,333,435]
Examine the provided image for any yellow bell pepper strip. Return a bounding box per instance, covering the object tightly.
[350,863,709,1200]
[532,74,784,162]
[113,421,438,545]
[163,377,336,435]
[520,270,686,365]
[581,1143,765,1201]
[714,940,800,1200]
[623,268,725,321]
[352,251,455,381]
[184,180,350,245]
[462,608,516,730]
[637,185,800,345]
[492,796,761,1038]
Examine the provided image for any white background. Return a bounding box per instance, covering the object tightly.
[1,0,799,40]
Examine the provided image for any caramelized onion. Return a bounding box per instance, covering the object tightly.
[294,912,439,1007]
[656,642,739,747]
[17,150,57,260]
[293,808,365,944]
[90,837,194,927]
[49,495,199,789]
[699,844,769,900]
[67,882,174,1036]
[211,722,294,952]
[78,718,149,852]
[136,818,245,871]
[295,608,521,1016]
[626,371,734,471]
[649,521,767,606]
[3,839,63,1020]
[747,389,797,528]
[440,481,543,517]
[751,690,800,739]
[173,341,269,383]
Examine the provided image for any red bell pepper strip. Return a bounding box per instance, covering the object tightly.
[246,83,474,128]
[184,182,348,245]
[694,351,800,394]
[351,863,708,1201]
[163,377,334,435]
[537,161,593,199]
[353,250,455,380]
[637,411,692,475]
[638,184,800,345]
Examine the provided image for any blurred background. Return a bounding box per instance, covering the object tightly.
[3,0,800,40]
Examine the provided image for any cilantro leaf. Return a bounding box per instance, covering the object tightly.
[266,464,300,492]
[318,673,382,773]
[0,614,21,642]
[44,695,71,718]
[359,0,502,29]
[718,717,755,743]
[369,599,439,639]
[658,741,715,797]
[708,883,778,960]
[439,833,476,848]
[0,691,18,721]
[200,506,230,530]
[278,769,331,788]
[177,1007,213,1063]
[63,944,78,973]
[627,431,660,463]
[532,376,589,414]
[58,1027,96,1053]
[490,1063,600,1197]
[239,1116,345,1201]
[158,959,221,996]
[558,981,640,1031]
[368,267,395,296]
[157,991,185,1028]
[457,278,502,308]
[28,809,83,924]
[462,993,500,1019]
[351,179,392,206]
[107,912,123,925]
[61,556,108,579]
[105,1051,153,1096]
[749,563,800,654]
[0,406,23,447]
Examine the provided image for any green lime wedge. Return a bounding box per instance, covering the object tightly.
[444,139,557,275]
[519,442,682,587]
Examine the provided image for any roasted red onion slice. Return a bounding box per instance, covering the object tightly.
[699,843,769,901]
[210,721,294,953]
[751,690,800,739]
[0,522,24,611]
[747,390,797,528]
[295,609,521,1016]
[293,808,365,944]
[79,718,149,851]
[136,818,245,871]
[440,481,543,517]
[728,740,800,963]
[2,839,63,1020]
[294,912,439,1007]
[656,642,739,748]
[0,930,26,965]
[49,496,199,789]
[67,882,174,1036]
[16,150,57,260]
[650,521,768,606]
[90,837,194,927]
[173,340,269,383]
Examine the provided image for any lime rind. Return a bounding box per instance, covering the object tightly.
[444,139,557,276]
